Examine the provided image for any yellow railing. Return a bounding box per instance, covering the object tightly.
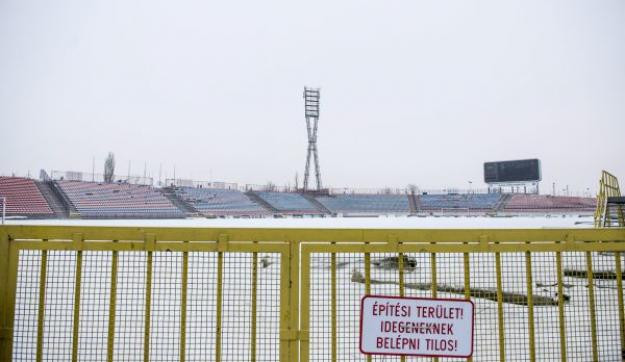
[595,170,623,227]
[1,226,625,361]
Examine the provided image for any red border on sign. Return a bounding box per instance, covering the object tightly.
[359,295,475,358]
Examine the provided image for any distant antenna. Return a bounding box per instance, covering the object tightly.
[302,87,322,191]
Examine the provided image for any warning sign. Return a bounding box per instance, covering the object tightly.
[360,295,474,358]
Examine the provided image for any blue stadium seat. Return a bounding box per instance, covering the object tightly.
[255,192,321,213]
[176,187,267,216]
[316,194,410,213]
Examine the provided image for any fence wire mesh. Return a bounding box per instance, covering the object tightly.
[5,228,625,362]
[307,250,625,361]
[11,249,282,362]
[12,250,40,361]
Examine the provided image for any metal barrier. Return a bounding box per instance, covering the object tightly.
[1,226,625,361]
[595,170,623,227]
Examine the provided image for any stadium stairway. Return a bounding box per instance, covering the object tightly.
[49,181,81,218]
[161,187,201,216]
[245,191,279,214]
[407,192,418,214]
[494,193,511,212]
[301,193,332,215]
[35,181,69,218]
[602,196,625,227]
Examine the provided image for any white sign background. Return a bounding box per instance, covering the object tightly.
[360,295,474,358]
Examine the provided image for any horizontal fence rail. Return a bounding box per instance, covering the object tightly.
[1,226,625,361]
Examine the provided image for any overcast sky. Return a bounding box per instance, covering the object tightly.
[1,0,623,194]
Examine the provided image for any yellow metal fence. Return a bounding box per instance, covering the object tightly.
[1,226,625,361]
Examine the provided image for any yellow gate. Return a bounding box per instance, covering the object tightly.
[2,226,625,361]
[300,229,625,361]
[0,226,297,361]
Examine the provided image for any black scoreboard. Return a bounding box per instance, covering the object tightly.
[484,159,541,183]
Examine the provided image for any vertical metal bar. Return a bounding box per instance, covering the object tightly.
[0,231,7,361]
[398,252,405,297]
[280,245,290,362]
[398,249,405,362]
[555,250,567,361]
[215,250,224,362]
[585,251,599,362]
[364,245,372,362]
[299,246,310,362]
[107,245,118,362]
[143,250,153,362]
[36,243,48,362]
[364,249,371,295]
[250,246,258,362]
[463,249,473,362]
[288,240,300,362]
[615,252,625,357]
[71,248,83,362]
[180,243,188,362]
[430,249,439,362]
[2,239,19,362]
[525,249,536,362]
[430,252,437,298]
[331,249,337,362]
[495,249,505,362]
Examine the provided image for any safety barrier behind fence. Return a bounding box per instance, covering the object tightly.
[595,170,623,228]
[1,226,625,361]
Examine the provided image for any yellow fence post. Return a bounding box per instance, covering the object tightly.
[364,242,372,362]
[330,242,337,362]
[430,247,439,362]
[251,241,258,362]
[215,234,227,362]
[0,229,13,362]
[36,240,48,362]
[615,252,625,357]
[463,244,473,362]
[107,241,118,362]
[494,244,505,362]
[289,240,300,362]
[299,244,311,362]
[143,233,155,362]
[525,246,536,362]
[180,241,189,362]
[585,251,599,362]
[71,233,84,362]
[396,236,405,362]
[280,239,300,362]
[555,245,567,361]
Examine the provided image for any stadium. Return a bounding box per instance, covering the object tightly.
[0,174,598,221]
[0,155,598,221]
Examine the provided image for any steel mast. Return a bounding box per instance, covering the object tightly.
[303,87,322,191]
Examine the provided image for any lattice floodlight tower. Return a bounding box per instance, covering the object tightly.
[303,87,322,191]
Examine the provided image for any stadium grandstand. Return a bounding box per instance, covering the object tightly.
[418,193,503,211]
[316,194,410,215]
[55,180,184,219]
[252,191,323,215]
[0,174,598,219]
[0,177,54,217]
[503,194,596,212]
[172,186,268,217]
